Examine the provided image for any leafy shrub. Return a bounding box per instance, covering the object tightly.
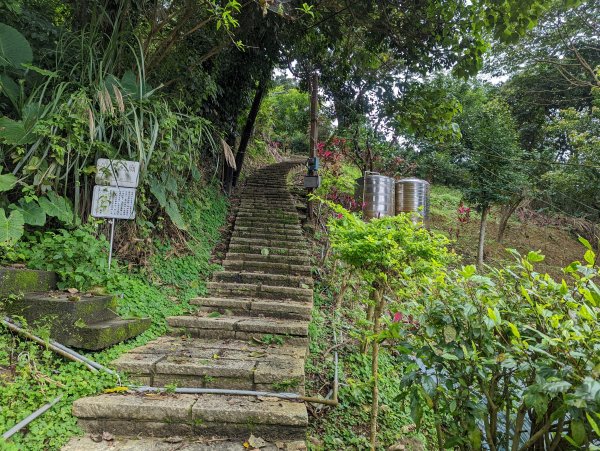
[393,241,600,449]
[23,223,110,290]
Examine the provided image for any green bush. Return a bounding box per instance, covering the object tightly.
[23,223,110,290]
[392,241,600,449]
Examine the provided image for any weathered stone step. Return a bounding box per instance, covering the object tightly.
[240,196,291,200]
[235,217,300,227]
[63,436,307,450]
[231,235,305,243]
[80,317,152,351]
[206,282,312,302]
[223,259,312,276]
[229,237,305,249]
[191,296,312,320]
[112,336,306,393]
[233,224,303,234]
[225,252,310,266]
[73,393,307,441]
[234,225,303,236]
[235,216,300,226]
[168,315,309,345]
[235,210,299,218]
[228,244,309,257]
[213,271,312,289]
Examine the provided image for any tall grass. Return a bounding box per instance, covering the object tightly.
[4,4,220,222]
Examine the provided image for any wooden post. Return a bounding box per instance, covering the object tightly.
[307,73,319,220]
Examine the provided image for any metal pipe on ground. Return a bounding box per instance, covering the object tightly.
[2,396,62,440]
[1,317,97,372]
[131,386,339,406]
[2,316,116,377]
[49,341,117,376]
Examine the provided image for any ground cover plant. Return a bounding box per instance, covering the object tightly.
[0,185,227,450]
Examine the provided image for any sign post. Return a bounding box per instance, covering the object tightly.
[91,159,140,269]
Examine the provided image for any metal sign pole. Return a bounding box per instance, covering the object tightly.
[108,218,116,269]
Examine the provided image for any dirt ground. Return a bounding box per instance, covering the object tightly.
[431,211,587,279]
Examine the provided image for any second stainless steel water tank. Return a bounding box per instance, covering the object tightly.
[395,177,430,227]
[355,173,395,220]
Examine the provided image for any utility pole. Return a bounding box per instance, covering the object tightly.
[309,73,319,161]
[305,72,320,220]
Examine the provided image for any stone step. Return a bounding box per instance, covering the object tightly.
[228,244,309,257]
[77,317,152,350]
[229,237,305,249]
[233,224,302,234]
[231,235,306,243]
[112,336,306,393]
[234,225,303,237]
[191,296,312,320]
[222,259,312,277]
[213,271,312,289]
[235,217,300,226]
[237,201,296,207]
[206,282,312,302]
[168,315,309,345]
[235,210,299,219]
[235,218,300,227]
[225,253,310,266]
[63,436,308,451]
[73,393,307,441]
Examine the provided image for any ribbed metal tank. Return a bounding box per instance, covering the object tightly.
[395,178,430,228]
[355,173,395,220]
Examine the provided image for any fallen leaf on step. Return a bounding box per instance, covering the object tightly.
[90,434,102,443]
[102,431,114,441]
[248,434,267,448]
[164,436,184,443]
[67,288,79,294]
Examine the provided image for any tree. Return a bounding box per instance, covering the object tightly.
[454,86,527,266]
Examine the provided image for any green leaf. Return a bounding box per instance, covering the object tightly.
[9,198,45,226]
[570,419,586,446]
[507,321,520,339]
[20,63,57,77]
[0,208,24,243]
[578,304,594,321]
[38,191,74,225]
[460,264,476,278]
[0,23,33,69]
[0,172,17,192]
[0,72,19,105]
[583,249,595,265]
[586,412,600,436]
[165,199,187,230]
[578,236,593,250]
[543,380,572,394]
[441,352,459,361]
[527,250,545,263]
[0,116,37,145]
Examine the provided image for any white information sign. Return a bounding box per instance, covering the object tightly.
[95,159,140,188]
[91,185,137,220]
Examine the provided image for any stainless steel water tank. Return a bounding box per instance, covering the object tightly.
[355,173,395,220]
[395,178,430,228]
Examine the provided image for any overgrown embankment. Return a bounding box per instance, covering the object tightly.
[0,185,227,450]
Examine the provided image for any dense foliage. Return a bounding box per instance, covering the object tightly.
[0,185,227,449]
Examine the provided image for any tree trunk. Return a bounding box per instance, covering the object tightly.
[232,80,267,187]
[222,132,236,194]
[497,197,523,243]
[369,288,385,451]
[478,205,490,267]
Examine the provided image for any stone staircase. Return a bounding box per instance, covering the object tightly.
[70,161,312,449]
